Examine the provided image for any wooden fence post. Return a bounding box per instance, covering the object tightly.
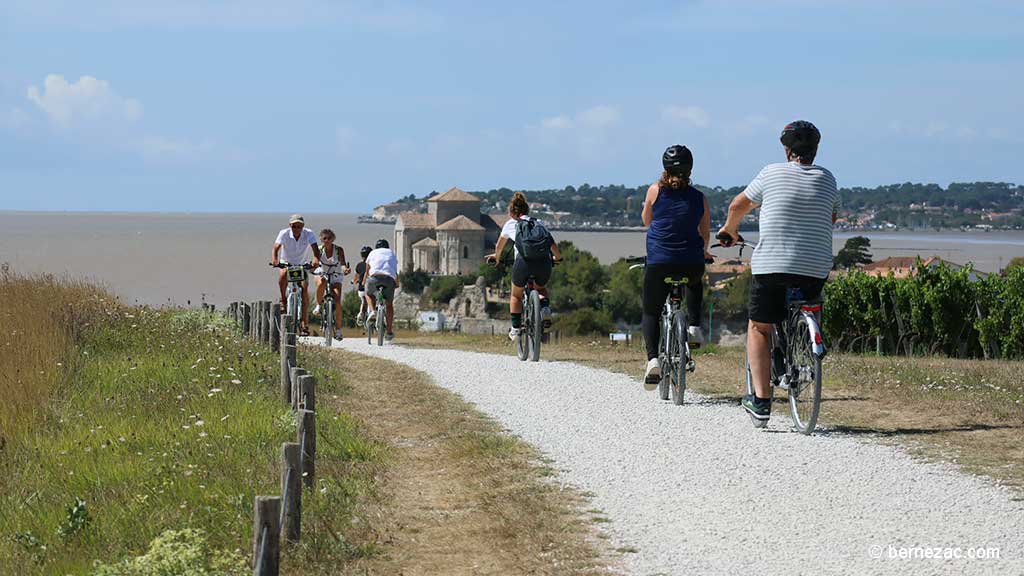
[298,374,316,413]
[263,301,272,345]
[270,303,281,353]
[252,496,281,575]
[290,367,306,410]
[280,442,301,544]
[241,303,251,337]
[298,410,316,488]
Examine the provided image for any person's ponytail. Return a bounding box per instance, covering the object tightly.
[509,192,530,216]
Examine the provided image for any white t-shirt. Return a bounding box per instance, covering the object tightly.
[500,215,544,258]
[275,227,318,265]
[366,248,398,278]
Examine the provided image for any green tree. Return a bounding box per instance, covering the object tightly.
[1004,256,1024,274]
[398,269,431,294]
[605,259,643,324]
[547,241,608,311]
[834,236,874,269]
[553,308,614,336]
[430,275,467,304]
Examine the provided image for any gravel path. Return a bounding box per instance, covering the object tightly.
[323,338,1023,575]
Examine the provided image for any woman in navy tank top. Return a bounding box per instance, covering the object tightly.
[640,145,712,386]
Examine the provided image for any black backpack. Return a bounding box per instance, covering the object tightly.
[514,217,554,261]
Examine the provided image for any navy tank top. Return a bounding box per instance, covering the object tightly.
[646,185,705,265]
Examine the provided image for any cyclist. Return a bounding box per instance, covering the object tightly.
[365,238,400,342]
[353,245,372,325]
[312,228,350,341]
[641,145,712,386]
[485,192,563,341]
[272,214,321,336]
[717,121,839,423]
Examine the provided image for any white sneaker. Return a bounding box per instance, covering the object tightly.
[644,358,661,390]
[687,326,705,348]
[366,311,376,326]
[312,304,322,316]
[508,326,522,341]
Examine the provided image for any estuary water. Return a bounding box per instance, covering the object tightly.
[1,211,1021,308]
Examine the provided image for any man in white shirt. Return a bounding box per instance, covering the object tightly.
[364,238,400,341]
[271,214,321,335]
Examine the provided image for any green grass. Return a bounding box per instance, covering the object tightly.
[0,306,385,574]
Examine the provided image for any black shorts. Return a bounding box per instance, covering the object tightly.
[748,273,826,324]
[511,257,552,287]
[366,275,397,302]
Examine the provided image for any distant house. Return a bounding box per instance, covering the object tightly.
[861,256,988,282]
[394,187,506,275]
[372,202,406,220]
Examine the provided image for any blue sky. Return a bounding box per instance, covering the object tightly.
[1,0,1022,212]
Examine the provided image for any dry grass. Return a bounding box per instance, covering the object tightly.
[324,348,618,575]
[395,330,1024,492]
[0,269,110,445]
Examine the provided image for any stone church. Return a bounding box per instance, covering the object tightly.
[394,187,506,275]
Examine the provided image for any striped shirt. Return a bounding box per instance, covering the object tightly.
[744,162,839,279]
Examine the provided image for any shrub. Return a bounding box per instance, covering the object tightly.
[92,529,247,575]
[430,275,468,304]
[552,308,614,336]
[342,289,362,327]
[398,269,431,294]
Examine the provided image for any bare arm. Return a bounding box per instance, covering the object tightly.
[487,236,510,262]
[641,183,659,227]
[272,243,282,266]
[718,192,758,242]
[550,240,563,261]
[310,243,321,268]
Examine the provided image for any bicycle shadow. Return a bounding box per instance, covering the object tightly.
[817,422,1023,438]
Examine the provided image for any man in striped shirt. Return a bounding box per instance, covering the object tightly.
[717,121,839,422]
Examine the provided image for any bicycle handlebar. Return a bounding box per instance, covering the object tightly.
[269,262,314,269]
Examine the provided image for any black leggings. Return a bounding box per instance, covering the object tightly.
[642,263,705,361]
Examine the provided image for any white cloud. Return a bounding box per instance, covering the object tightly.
[26,74,142,129]
[541,115,572,130]
[136,136,215,162]
[662,105,710,128]
[577,105,620,128]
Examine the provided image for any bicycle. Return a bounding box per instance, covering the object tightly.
[487,255,557,362]
[627,256,702,405]
[366,284,387,346]
[270,262,313,331]
[711,233,826,434]
[316,266,348,347]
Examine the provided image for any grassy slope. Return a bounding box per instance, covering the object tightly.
[0,299,383,573]
[394,330,1024,492]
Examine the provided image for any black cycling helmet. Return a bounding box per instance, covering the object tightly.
[662,145,693,175]
[780,120,820,157]
[359,245,372,258]
[375,238,390,250]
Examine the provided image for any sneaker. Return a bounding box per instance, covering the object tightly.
[334,328,343,341]
[312,304,322,317]
[741,394,771,421]
[508,326,522,341]
[687,325,705,348]
[385,332,395,342]
[643,358,661,391]
[540,306,552,329]
[366,311,376,326]
[356,312,365,325]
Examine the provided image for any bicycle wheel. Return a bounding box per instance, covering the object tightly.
[658,318,670,401]
[366,308,374,344]
[515,299,529,361]
[376,302,386,346]
[670,312,687,405]
[788,315,823,434]
[528,290,542,362]
[744,356,768,429]
[323,299,333,347]
[287,289,299,321]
